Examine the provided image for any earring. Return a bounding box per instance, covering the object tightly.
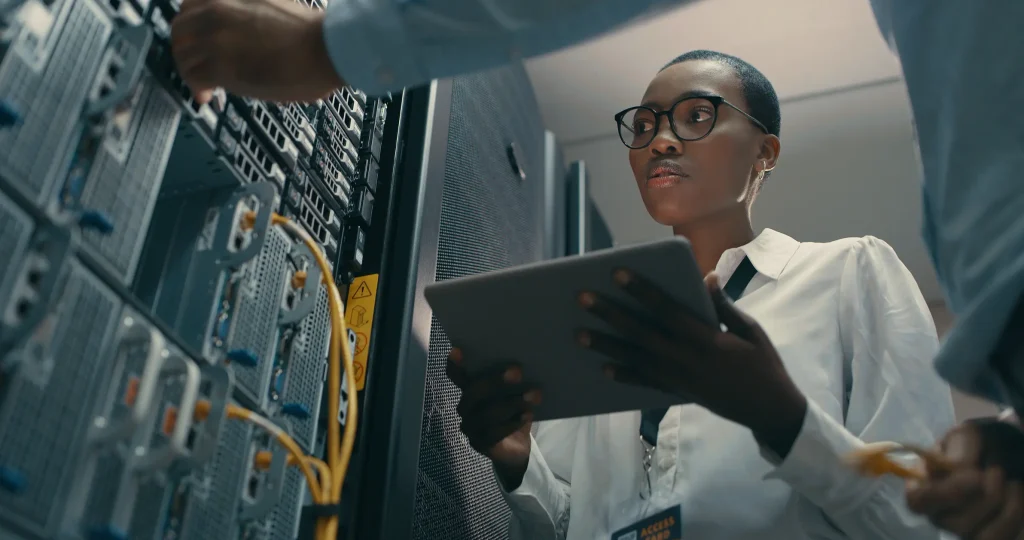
[755,161,766,183]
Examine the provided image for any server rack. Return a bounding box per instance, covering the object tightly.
[566,160,614,255]
[0,1,588,538]
[349,62,569,540]
[0,0,400,537]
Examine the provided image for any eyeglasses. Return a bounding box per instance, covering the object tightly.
[614,95,769,150]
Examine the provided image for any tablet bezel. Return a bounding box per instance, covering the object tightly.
[424,236,716,421]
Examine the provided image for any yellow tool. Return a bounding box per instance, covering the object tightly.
[844,442,953,480]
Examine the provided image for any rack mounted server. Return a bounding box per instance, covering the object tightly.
[0,0,393,538]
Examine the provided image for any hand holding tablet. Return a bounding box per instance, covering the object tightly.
[428,236,810,458]
[444,347,537,489]
[425,237,716,422]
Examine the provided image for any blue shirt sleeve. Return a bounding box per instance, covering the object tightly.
[321,0,689,95]
[868,0,1024,406]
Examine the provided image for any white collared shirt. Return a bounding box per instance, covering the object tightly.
[499,229,956,540]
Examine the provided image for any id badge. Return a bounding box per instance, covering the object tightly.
[610,505,682,540]
[609,485,683,540]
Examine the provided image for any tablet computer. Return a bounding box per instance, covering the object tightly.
[423,236,716,421]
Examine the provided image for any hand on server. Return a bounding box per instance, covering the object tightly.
[446,347,540,490]
[906,418,1024,540]
[170,0,344,104]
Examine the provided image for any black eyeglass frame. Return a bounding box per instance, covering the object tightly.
[614,95,769,149]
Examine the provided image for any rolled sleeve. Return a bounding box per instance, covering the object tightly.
[321,0,691,96]
[869,0,1024,405]
[762,399,887,515]
[759,237,955,539]
[322,0,428,95]
[495,436,570,540]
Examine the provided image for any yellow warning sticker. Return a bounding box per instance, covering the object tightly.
[346,274,379,390]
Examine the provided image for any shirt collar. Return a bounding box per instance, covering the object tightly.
[717,228,800,281]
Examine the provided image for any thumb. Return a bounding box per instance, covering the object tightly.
[705,272,755,338]
[194,88,214,106]
[940,423,983,466]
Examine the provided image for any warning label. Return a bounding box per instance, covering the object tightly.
[346,274,379,390]
[351,280,373,300]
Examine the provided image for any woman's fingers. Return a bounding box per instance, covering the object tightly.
[462,393,540,451]
[448,349,524,414]
[446,348,542,452]
[579,291,679,361]
[445,348,468,388]
[614,268,716,348]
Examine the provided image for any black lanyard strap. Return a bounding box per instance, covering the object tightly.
[639,256,756,447]
[723,256,757,306]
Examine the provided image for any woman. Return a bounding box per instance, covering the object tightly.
[447,50,955,540]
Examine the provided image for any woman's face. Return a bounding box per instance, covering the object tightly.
[628,60,771,226]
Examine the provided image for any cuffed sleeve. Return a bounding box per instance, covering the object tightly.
[998,408,1019,424]
[322,0,688,95]
[322,0,426,95]
[762,236,956,539]
[763,399,878,514]
[495,435,571,540]
[762,400,938,539]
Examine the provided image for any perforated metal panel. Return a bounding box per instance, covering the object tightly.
[72,344,142,535]
[125,475,168,540]
[267,466,306,540]
[77,334,186,539]
[413,65,546,540]
[79,77,182,283]
[79,451,125,535]
[124,363,208,540]
[0,260,122,537]
[0,0,112,205]
[228,226,291,405]
[178,412,252,539]
[279,286,329,450]
[0,190,33,310]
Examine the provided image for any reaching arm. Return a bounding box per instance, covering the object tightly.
[761,236,957,539]
[322,0,689,95]
[867,0,1024,410]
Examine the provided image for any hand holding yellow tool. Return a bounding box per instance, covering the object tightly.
[843,441,954,480]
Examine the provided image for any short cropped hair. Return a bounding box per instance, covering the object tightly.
[662,50,781,138]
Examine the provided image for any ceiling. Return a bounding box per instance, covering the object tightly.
[525,0,903,144]
[523,0,945,303]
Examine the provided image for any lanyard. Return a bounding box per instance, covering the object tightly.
[638,256,757,448]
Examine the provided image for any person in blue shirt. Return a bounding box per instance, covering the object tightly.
[169,0,681,102]
[169,0,1024,412]
[169,0,1024,537]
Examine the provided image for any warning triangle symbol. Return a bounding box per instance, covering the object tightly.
[352,281,373,299]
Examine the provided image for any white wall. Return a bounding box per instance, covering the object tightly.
[525,0,901,144]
